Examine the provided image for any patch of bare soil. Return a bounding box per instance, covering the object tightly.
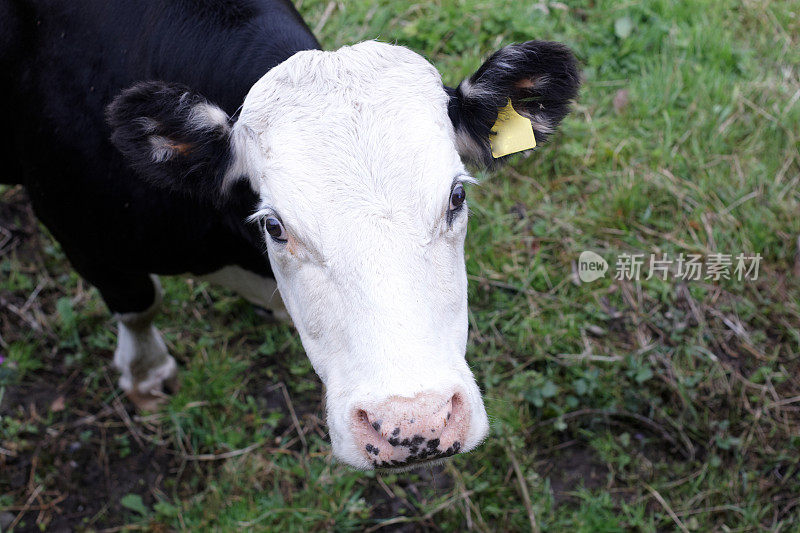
[538,445,610,506]
[2,188,176,531]
[1,372,176,532]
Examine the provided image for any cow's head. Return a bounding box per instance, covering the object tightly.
[108,41,579,470]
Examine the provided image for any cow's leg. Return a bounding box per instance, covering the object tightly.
[90,271,177,410]
[200,265,291,323]
[114,276,177,409]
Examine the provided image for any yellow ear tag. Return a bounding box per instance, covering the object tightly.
[489,99,536,158]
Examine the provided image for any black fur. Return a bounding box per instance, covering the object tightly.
[447,40,581,166]
[2,0,319,313]
[3,2,577,319]
[106,81,234,203]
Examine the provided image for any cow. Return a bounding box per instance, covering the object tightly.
[1,0,580,470]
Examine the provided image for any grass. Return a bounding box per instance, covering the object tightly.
[2,0,799,530]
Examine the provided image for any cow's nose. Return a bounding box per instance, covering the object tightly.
[352,392,470,468]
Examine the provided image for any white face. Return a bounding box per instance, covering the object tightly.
[231,41,489,469]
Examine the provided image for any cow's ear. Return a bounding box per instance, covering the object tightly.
[447,41,580,167]
[107,81,241,201]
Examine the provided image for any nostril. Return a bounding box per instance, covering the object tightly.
[449,393,465,424]
[356,409,384,435]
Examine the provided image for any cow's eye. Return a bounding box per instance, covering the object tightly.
[449,183,466,211]
[263,216,287,243]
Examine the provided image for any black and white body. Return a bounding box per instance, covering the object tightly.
[2,0,580,470]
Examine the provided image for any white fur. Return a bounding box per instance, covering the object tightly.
[230,41,489,469]
[113,275,176,398]
[149,135,175,163]
[114,325,176,393]
[188,102,230,131]
[453,121,487,164]
[528,112,554,135]
[133,117,159,134]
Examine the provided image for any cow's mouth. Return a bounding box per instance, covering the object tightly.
[370,453,460,473]
[368,440,463,470]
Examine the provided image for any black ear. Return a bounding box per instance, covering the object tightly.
[447,40,580,166]
[106,81,237,201]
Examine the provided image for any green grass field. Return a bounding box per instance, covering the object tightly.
[2,0,800,530]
